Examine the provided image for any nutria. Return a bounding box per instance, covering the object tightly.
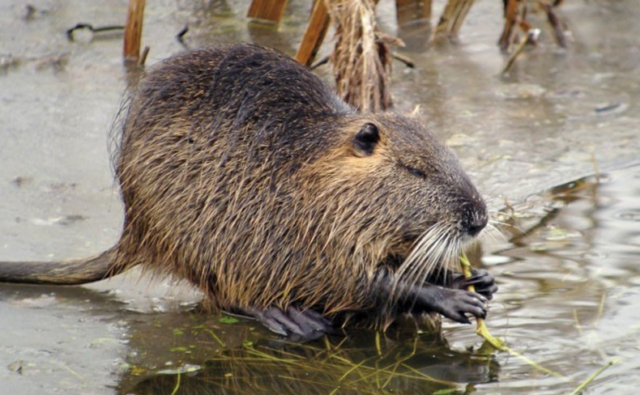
[0,43,496,339]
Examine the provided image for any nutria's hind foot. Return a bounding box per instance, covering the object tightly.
[450,268,499,300]
[240,306,334,341]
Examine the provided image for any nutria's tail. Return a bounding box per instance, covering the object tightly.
[0,246,122,285]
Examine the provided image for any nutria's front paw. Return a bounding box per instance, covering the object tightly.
[451,269,498,300]
[434,289,488,324]
[243,306,333,340]
[405,283,488,324]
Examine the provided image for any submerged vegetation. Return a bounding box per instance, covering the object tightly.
[125,326,498,395]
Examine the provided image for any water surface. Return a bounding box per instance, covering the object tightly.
[1,0,639,394]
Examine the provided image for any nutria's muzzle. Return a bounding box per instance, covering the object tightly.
[461,205,488,237]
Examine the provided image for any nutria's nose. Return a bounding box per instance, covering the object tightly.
[461,206,488,237]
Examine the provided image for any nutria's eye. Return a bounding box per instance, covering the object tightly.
[406,166,427,179]
[353,123,380,156]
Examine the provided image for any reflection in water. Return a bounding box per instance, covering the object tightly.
[116,165,640,395]
[125,330,499,395]
[396,19,432,54]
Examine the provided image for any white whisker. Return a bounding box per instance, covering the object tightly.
[479,222,507,243]
[400,225,452,289]
[488,217,526,234]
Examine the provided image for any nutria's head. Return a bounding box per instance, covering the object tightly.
[301,112,487,308]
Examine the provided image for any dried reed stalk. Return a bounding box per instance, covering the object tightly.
[432,0,475,43]
[499,0,567,52]
[247,0,289,24]
[541,0,568,48]
[326,0,401,112]
[295,0,331,66]
[123,0,146,64]
[498,0,533,52]
[395,0,432,26]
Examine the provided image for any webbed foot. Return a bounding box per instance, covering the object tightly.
[238,306,334,341]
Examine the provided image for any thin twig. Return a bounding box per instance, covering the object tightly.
[66,23,124,41]
[568,359,619,395]
[138,45,149,67]
[176,25,189,47]
[501,28,540,74]
[310,55,330,70]
[391,52,415,68]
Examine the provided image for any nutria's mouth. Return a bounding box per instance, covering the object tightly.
[395,223,468,278]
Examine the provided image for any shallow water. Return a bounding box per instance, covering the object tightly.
[1,0,639,394]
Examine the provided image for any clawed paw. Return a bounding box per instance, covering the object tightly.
[452,268,498,300]
[434,289,488,324]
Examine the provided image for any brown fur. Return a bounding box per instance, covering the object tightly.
[1,43,487,329]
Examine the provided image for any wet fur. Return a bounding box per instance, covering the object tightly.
[113,44,486,328]
[1,44,488,330]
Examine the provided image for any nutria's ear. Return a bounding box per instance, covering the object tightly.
[353,123,380,156]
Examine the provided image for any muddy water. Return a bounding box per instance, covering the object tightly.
[1,0,639,394]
